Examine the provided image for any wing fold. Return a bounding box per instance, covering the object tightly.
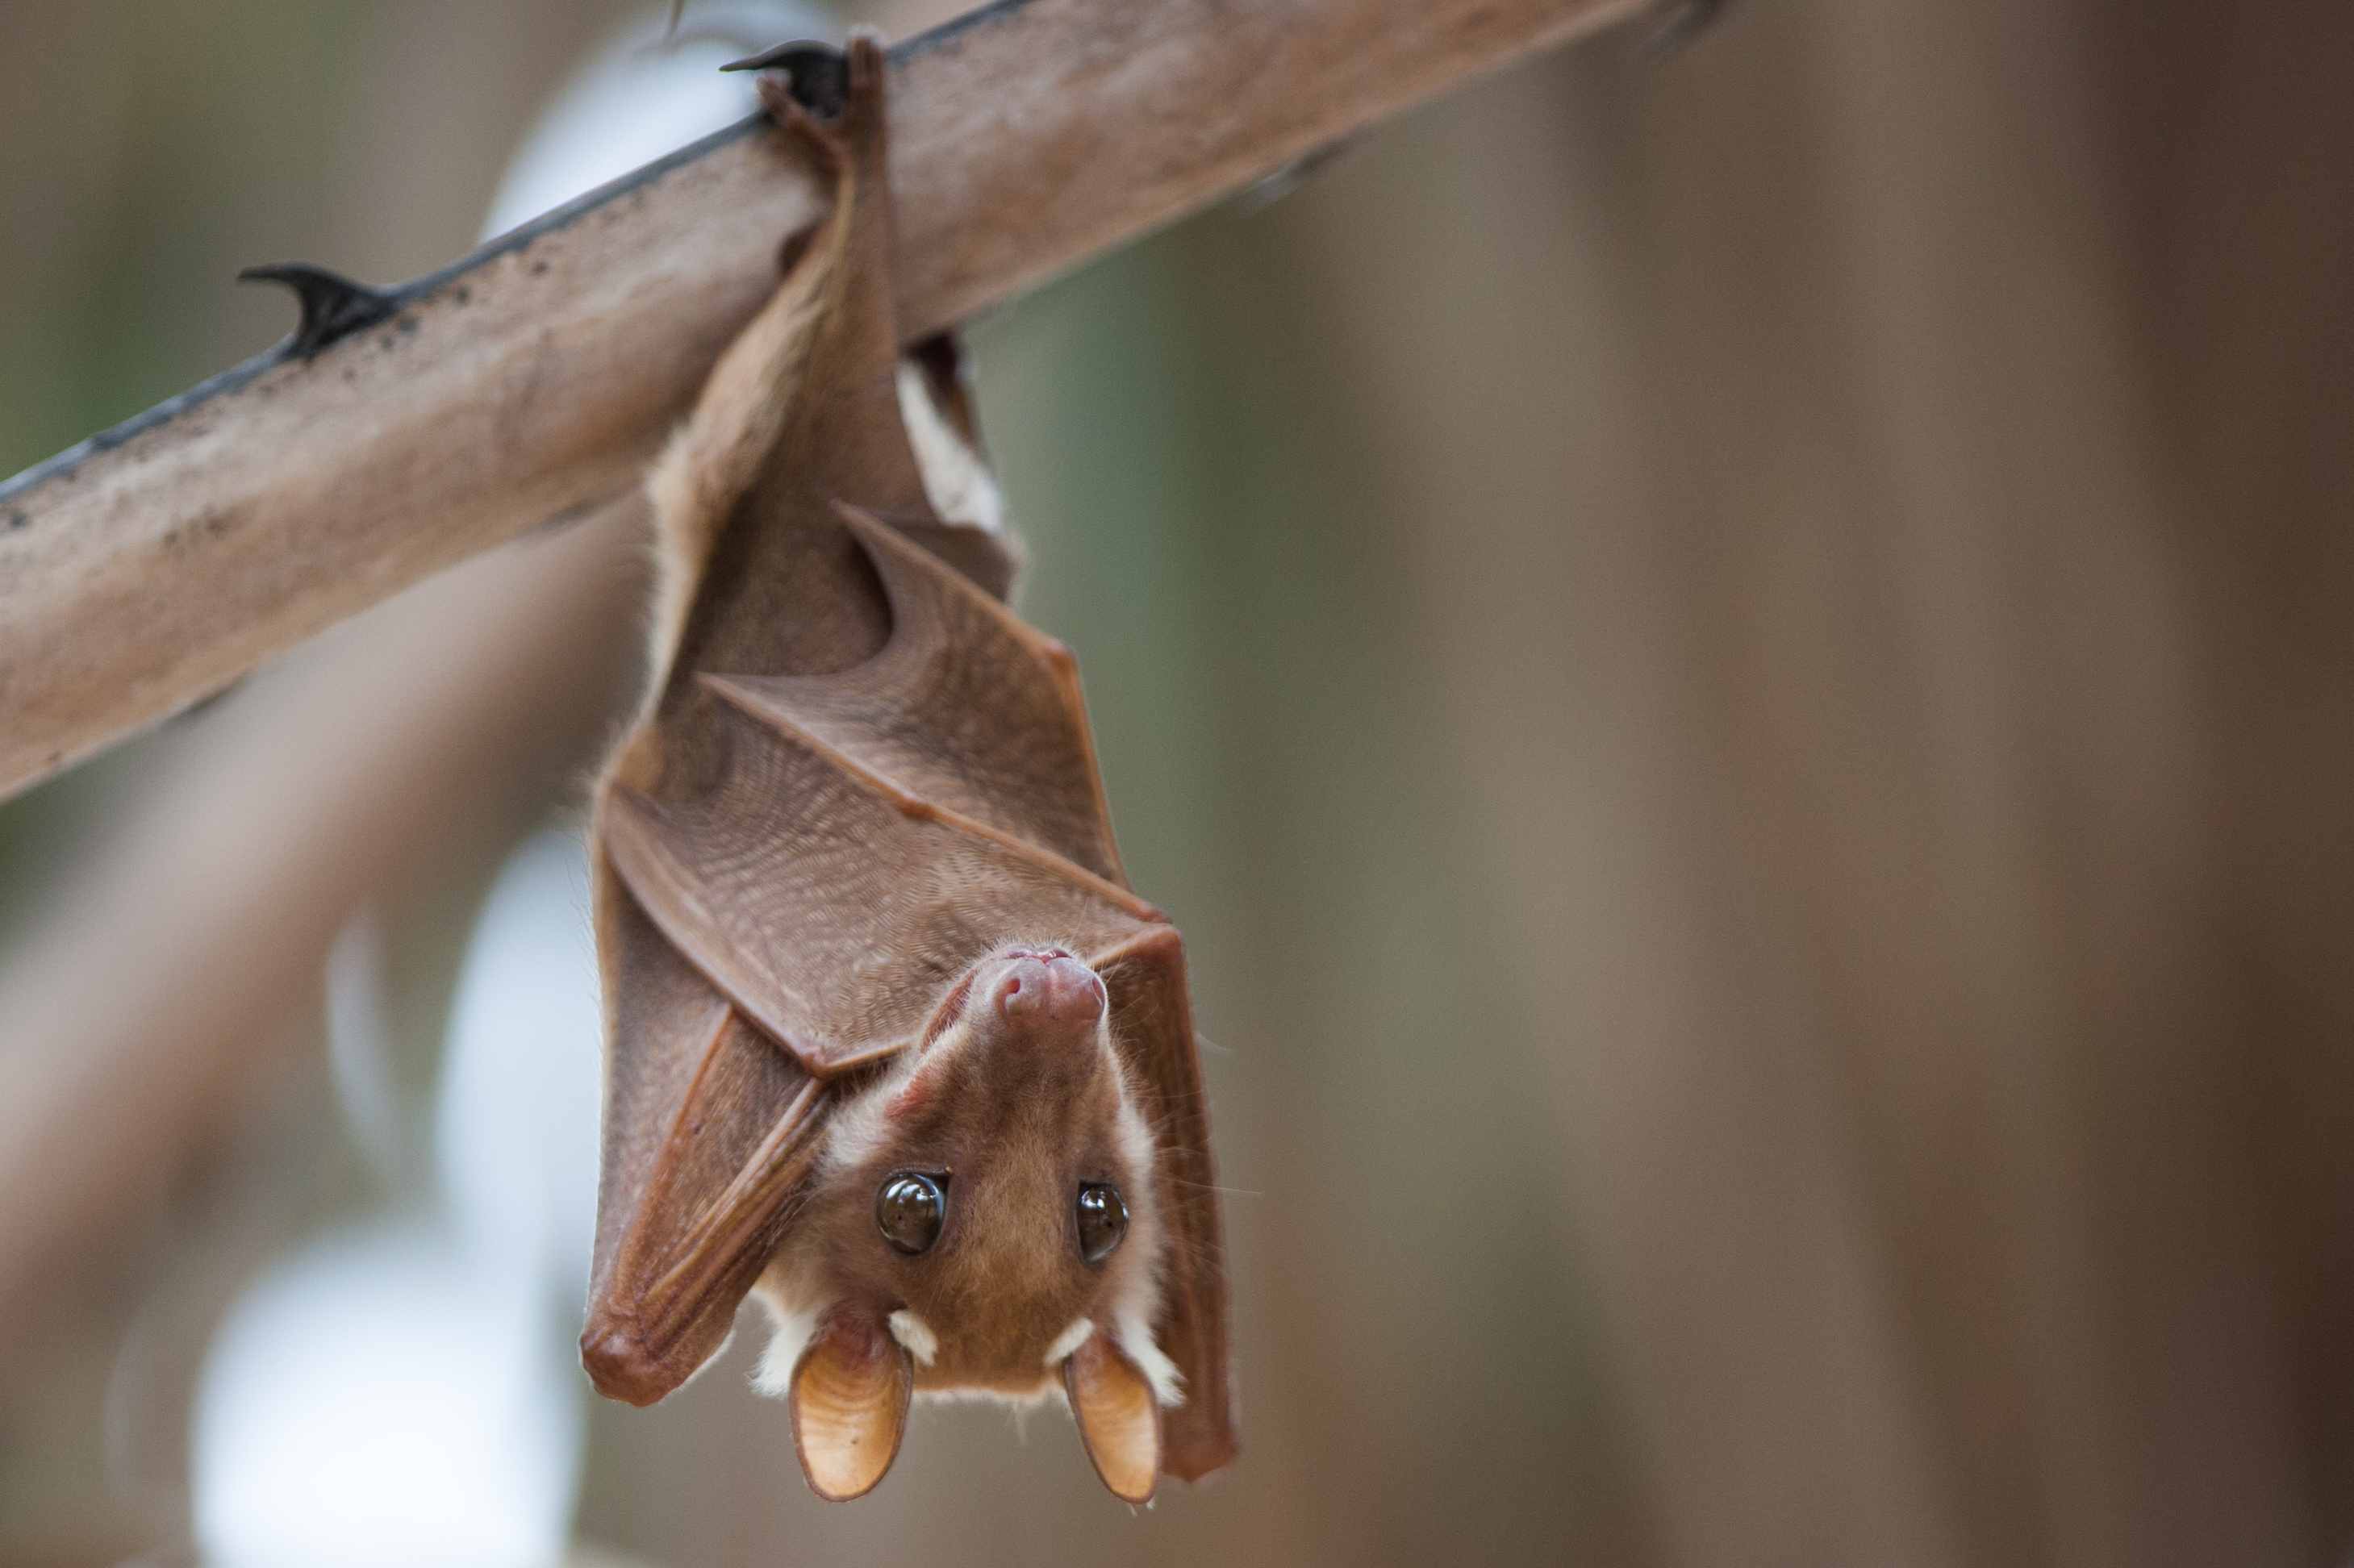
[1089,924,1239,1480]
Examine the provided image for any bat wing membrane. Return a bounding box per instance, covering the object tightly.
[702,503,1135,889]
[603,681,1161,1078]
[1089,924,1239,1480]
[582,857,830,1405]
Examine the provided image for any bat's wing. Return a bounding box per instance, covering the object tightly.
[582,865,828,1403]
[599,686,1158,1076]
[602,507,1159,1074]
[1091,924,1239,1481]
[702,504,1130,886]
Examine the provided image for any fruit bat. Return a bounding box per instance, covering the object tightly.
[579,35,1236,1504]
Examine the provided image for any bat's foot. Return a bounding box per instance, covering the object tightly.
[725,28,886,135]
[722,40,850,119]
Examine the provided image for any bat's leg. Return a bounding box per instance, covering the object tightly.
[721,40,852,121]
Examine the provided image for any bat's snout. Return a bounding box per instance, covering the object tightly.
[991,949,1104,1030]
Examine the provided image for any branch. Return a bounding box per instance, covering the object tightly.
[0,0,1638,801]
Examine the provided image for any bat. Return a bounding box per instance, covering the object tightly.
[578,35,1236,1504]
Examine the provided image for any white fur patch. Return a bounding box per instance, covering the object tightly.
[1113,1309,1184,1408]
[1043,1317,1096,1368]
[1113,1097,1156,1199]
[919,1381,1062,1410]
[752,1305,818,1399]
[1089,1012,1183,1407]
[887,1309,940,1368]
[896,361,1006,535]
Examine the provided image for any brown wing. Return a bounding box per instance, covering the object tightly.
[1091,924,1239,1481]
[582,863,828,1404]
[703,504,1132,887]
[600,665,1160,1075]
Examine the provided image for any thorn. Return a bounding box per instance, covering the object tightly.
[236,264,399,358]
[720,40,849,120]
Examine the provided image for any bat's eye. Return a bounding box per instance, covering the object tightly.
[877,1172,947,1255]
[1075,1182,1128,1264]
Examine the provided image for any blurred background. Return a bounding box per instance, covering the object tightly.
[4,0,2352,1563]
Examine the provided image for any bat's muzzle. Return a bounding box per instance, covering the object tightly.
[990,949,1105,1030]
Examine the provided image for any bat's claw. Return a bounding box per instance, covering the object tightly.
[721,40,850,119]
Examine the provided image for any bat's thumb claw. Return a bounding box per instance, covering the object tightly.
[580,1321,674,1407]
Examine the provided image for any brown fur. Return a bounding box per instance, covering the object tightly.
[757,946,1167,1398]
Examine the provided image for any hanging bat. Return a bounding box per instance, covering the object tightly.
[578,35,1236,1504]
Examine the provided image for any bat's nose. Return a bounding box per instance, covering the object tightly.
[993,952,1104,1028]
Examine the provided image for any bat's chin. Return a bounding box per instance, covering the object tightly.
[981,947,1106,1037]
[909,1362,1067,1405]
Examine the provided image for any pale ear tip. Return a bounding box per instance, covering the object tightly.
[803,1465,892,1503]
[1091,1446,1160,1507]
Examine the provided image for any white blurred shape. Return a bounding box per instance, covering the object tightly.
[323,907,407,1186]
[482,4,836,241]
[192,1229,576,1568]
[192,829,606,1567]
[436,830,603,1298]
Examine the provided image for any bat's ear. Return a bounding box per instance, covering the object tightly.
[789,1310,914,1500]
[1063,1332,1162,1504]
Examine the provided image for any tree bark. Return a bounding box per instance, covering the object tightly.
[0,0,1640,801]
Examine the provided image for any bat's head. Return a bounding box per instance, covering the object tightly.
[753,945,1175,1502]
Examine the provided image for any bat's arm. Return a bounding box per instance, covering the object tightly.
[582,1016,834,1405]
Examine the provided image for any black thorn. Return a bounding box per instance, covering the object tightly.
[719,41,849,119]
[237,263,399,358]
